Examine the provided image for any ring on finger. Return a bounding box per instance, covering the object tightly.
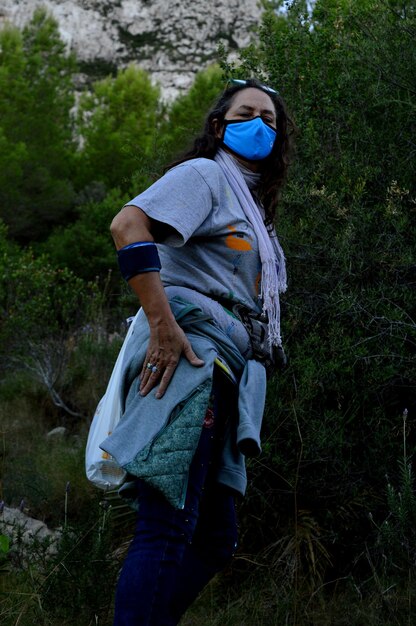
[146,362,154,370]
[151,365,159,374]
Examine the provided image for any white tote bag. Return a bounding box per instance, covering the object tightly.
[85,311,140,489]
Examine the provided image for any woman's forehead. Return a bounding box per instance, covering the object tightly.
[228,87,275,113]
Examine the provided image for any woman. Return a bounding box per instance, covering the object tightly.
[106,77,293,625]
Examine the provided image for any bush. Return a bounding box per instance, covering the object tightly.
[220,0,416,601]
[0,9,77,242]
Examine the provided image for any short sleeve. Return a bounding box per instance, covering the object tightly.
[125,160,217,246]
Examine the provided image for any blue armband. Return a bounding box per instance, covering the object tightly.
[117,241,161,282]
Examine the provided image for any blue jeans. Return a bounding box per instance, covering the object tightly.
[113,382,238,625]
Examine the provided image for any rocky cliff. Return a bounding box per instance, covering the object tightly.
[0,0,264,99]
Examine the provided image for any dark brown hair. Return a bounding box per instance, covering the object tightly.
[166,78,295,228]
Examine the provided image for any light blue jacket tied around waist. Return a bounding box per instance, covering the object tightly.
[100,297,267,509]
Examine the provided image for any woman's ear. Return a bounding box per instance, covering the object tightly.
[212,118,223,139]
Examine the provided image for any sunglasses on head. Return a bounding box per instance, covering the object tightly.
[228,78,279,96]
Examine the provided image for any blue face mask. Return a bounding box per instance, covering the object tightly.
[222,116,277,161]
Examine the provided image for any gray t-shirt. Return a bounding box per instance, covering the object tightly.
[127,157,263,315]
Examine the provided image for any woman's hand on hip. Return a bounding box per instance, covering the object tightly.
[110,205,203,398]
[139,318,204,399]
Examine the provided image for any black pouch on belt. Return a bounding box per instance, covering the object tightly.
[229,303,287,377]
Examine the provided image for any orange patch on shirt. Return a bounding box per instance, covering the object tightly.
[225,225,252,251]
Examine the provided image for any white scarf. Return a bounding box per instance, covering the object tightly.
[214,149,287,348]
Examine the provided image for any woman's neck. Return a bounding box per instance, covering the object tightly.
[229,153,261,190]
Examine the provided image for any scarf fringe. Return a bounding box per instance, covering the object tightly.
[261,258,282,348]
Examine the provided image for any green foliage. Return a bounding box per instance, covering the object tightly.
[40,517,117,623]
[258,0,415,193]
[220,0,416,592]
[374,410,416,579]
[66,330,125,419]
[76,64,161,193]
[39,188,128,281]
[0,222,118,419]
[0,505,119,625]
[0,9,77,242]
[0,535,9,553]
[158,64,224,162]
[1,248,88,343]
[0,534,10,573]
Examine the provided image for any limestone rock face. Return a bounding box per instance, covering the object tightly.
[0,506,60,557]
[0,0,263,99]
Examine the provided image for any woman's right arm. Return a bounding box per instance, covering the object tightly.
[110,205,204,399]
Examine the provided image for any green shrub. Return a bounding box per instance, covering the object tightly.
[219,0,416,594]
[0,9,77,242]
